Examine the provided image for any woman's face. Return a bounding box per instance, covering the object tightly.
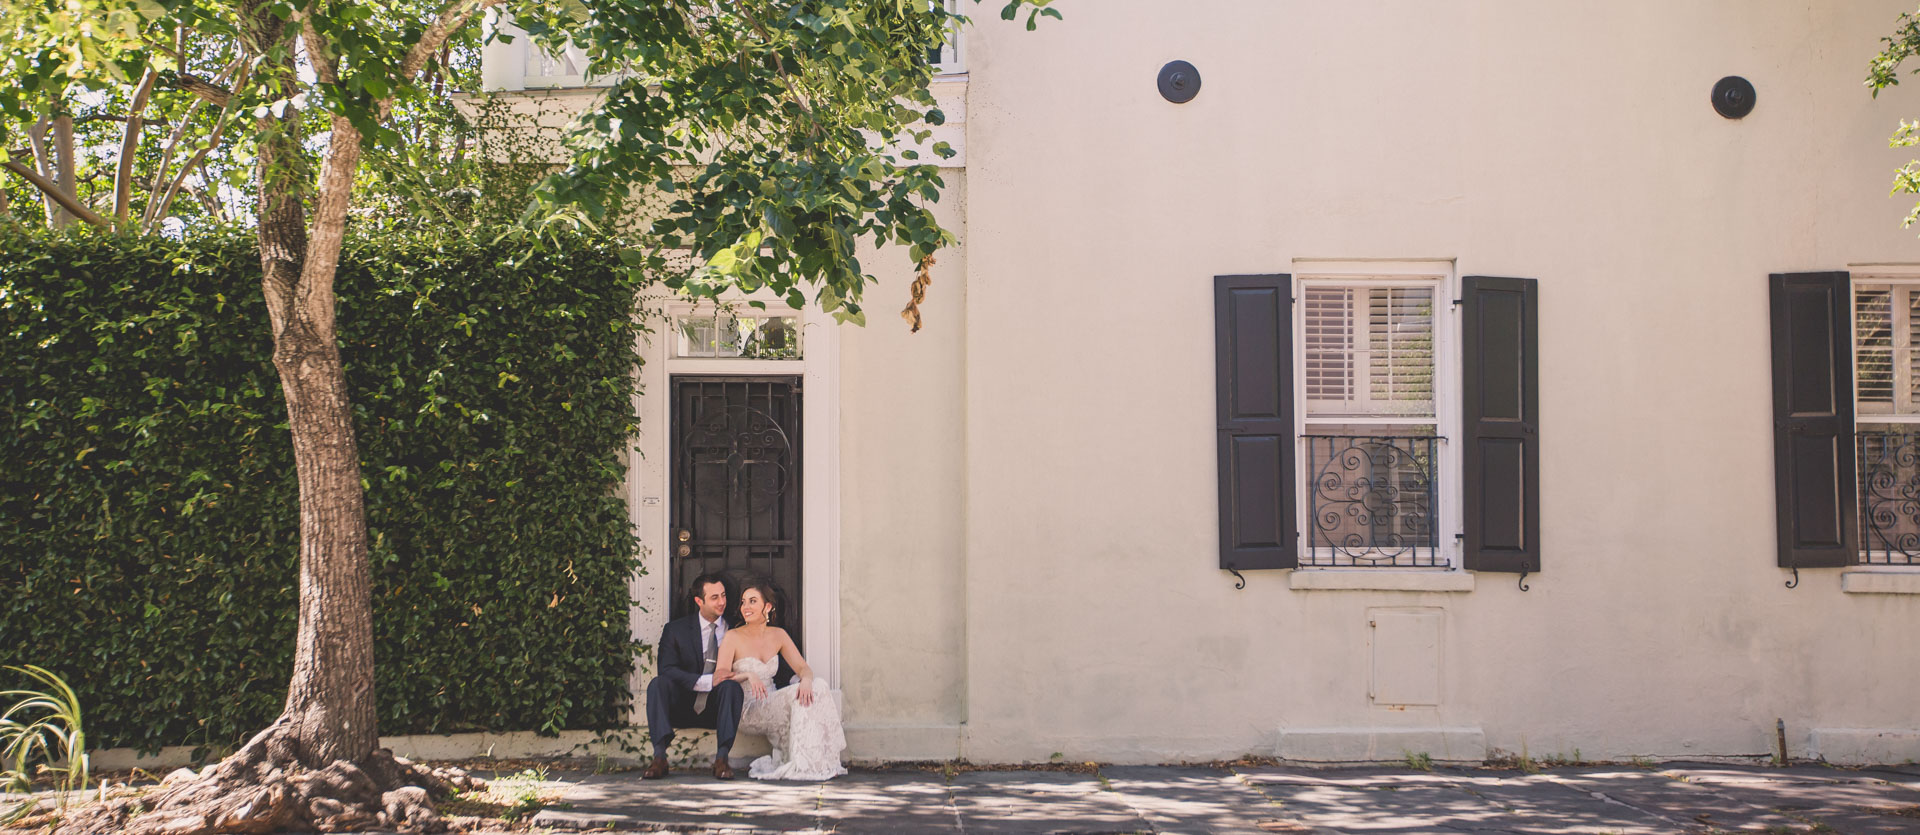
[740,589,767,623]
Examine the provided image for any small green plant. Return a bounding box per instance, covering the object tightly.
[1049,752,1064,762]
[1516,741,1539,775]
[1,666,88,825]
[1402,751,1433,772]
[1540,748,1582,768]
[497,767,551,821]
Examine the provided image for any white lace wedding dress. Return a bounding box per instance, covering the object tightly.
[734,656,847,780]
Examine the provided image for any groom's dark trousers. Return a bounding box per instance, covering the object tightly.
[646,614,745,759]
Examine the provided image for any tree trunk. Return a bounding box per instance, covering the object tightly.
[250,50,380,770]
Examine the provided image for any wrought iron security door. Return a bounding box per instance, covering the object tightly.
[670,377,804,652]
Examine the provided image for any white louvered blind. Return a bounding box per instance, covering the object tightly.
[1303,285,1436,418]
[1858,287,1893,409]
[1304,289,1355,404]
[1853,284,1920,416]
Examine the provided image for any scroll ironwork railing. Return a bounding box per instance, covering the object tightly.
[1858,429,1920,565]
[1303,435,1440,567]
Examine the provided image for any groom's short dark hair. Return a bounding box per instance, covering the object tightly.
[688,571,732,606]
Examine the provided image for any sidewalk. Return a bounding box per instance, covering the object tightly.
[517,762,1920,834]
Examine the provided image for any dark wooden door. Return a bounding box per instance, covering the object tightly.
[670,377,804,652]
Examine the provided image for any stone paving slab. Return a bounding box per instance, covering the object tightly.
[1655,765,1920,833]
[1099,766,1297,835]
[531,771,821,832]
[1537,768,1808,832]
[948,770,1150,834]
[1443,771,1681,834]
[817,772,960,834]
[1238,773,1520,834]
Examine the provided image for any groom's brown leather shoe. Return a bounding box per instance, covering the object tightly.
[711,756,735,780]
[642,756,669,779]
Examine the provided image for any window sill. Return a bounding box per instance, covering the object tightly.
[1841,569,1920,595]
[1289,570,1474,592]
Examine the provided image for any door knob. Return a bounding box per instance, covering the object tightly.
[677,529,691,542]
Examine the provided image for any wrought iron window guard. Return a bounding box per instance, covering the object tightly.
[1303,434,1441,567]
[1858,429,1920,565]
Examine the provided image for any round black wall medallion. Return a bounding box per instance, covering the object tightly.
[1712,76,1756,119]
[1158,60,1201,104]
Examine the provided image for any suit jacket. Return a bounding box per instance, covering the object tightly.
[657,615,793,692]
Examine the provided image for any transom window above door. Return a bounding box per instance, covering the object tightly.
[674,309,804,359]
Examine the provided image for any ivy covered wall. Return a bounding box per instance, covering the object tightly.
[1,227,645,755]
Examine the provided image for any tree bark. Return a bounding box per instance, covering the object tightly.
[51,114,76,227]
[113,69,160,227]
[245,0,379,767]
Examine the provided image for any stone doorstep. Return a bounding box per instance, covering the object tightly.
[671,728,773,768]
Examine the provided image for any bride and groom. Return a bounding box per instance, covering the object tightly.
[643,572,846,781]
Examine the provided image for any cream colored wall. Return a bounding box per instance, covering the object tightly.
[836,181,973,758]
[488,0,1920,765]
[953,0,1920,764]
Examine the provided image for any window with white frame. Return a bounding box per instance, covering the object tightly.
[1853,273,1920,565]
[1296,263,1457,567]
[928,0,964,74]
[673,307,803,359]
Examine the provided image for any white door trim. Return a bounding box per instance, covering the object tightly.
[628,296,842,719]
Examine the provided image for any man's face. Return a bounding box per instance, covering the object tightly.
[695,581,728,622]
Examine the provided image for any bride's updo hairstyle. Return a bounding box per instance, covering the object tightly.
[740,577,784,626]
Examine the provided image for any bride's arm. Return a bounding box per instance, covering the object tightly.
[775,629,816,706]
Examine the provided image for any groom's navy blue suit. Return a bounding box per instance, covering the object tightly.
[647,613,746,759]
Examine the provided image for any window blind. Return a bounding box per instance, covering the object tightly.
[1303,285,1436,418]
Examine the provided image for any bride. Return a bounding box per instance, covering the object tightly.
[713,580,847,780]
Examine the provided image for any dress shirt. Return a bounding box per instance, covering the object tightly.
[692,613,727,692]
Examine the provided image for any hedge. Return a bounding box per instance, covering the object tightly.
[1,226,646,755]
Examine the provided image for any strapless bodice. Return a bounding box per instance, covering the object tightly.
[735,656,779,679]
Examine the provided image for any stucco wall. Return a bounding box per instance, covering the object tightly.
[837,180,972,758]
[950,0,1920,764]
[494,0,1920,765]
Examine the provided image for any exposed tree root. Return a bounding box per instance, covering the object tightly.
[53,722,482,835]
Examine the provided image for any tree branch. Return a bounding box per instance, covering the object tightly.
[1,160,110,227]
[115,68,162,226]
[176,73,233,106]
[52,115,76,227]
[301,17,339,85]
[147,84,245,231]
[400,0,506,85]
[146,61,249,229]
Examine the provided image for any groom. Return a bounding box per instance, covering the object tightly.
[644,572,746,779]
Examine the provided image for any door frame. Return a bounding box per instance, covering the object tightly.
[629,295,842,716]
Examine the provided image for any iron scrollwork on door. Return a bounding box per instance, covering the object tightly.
[684,403,793,514]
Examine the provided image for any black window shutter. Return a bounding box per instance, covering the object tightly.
[1461,276,1540,573]
[1215,274,1297,570]
[1769,271,1857,568]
